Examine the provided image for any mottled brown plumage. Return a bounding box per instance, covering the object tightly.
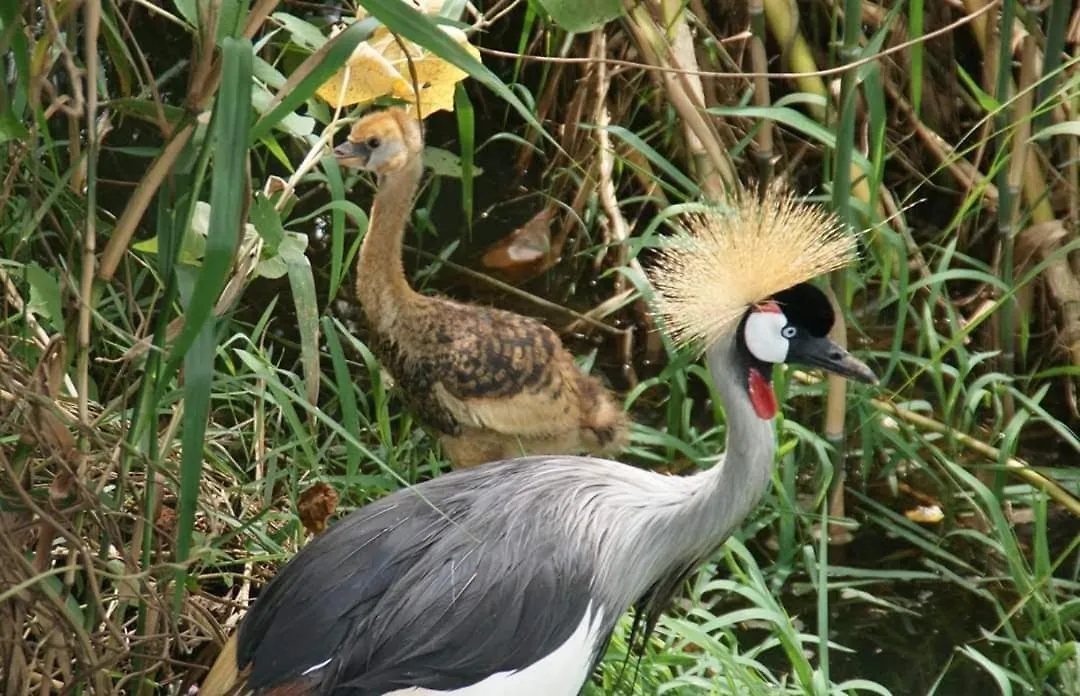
[334,108,628,468]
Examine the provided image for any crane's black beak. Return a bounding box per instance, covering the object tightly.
[333,140,371,168]
[787,335,877,385]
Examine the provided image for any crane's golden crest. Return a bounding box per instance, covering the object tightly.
[648,181,859,351]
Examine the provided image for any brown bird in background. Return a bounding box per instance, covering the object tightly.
[331,107,629,468]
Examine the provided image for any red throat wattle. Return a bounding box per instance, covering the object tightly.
[747,367,778,420]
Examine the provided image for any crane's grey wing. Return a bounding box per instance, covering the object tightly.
[236,465,602,695]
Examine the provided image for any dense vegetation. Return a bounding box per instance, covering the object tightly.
[1,0,1079,693]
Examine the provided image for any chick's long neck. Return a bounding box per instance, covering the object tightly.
[356,153,424,332]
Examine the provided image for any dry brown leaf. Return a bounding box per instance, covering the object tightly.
[315,25,479,117]
[904,505,944,524]
[297,481,339,536]
[480,205,562,282]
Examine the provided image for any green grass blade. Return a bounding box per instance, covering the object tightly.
[283,236,320,411]
[909,0,924,117]
[454,83,475,233]
[161,36,253,387]
[320,154,348,300]
[322,316,362,480]
[174,320,216,609]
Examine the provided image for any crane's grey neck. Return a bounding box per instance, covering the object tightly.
[598,333,777,607]
[702,334,777,503]
[686,334,777,552]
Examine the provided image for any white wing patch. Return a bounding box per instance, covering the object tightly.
[743,311,789,364]
[381,603,606,696]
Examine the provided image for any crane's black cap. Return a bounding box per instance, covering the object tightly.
[771,282,835,337]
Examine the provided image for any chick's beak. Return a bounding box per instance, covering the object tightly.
[333,140,369,166]
[787,335,877,385]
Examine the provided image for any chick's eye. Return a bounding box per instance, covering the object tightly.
[366,137,381,149]
[781,326,796,339]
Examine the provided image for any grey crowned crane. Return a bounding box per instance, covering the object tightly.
[200,182,877,696]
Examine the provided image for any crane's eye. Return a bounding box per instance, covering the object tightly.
[366,136,381,149]
[781,326,796,339]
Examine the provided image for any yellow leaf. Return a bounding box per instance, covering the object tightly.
[314,22,480,118]
[314,40,410,109]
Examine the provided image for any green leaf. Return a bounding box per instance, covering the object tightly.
[282,235,320,410]
[1031,120,1080,141]
[132,224,207,265]
[170,36,254,610]
[271,11,327,50]
[0,111,29,143]
[172,0,197,27]
[320,154,348,300]
[454,83,475,230]
[534,0,622,33]
[322,316,362,479]
[254,255,288,279]
[252,84,314,137]
[957,64,1000,113]
[163,38,252,377]
[249,192,286,253]
[423,146,484,178]
[174,317,216,611]
[253,55,287,90]
[26,262,61,323]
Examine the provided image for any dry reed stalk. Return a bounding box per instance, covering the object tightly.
[624,1,736,196]
[880,78,1000,211]
[760,0,883,224]
[77,0,101,451]
[659,0,732,198]
[748,0,775,186]
[963,0,1080,366]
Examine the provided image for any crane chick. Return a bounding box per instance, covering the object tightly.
[331,108,628,468]
[199,181,877,696]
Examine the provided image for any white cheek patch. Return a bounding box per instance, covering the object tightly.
[744,311,790,363]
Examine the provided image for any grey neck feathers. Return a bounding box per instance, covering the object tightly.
[355,154,424,331]
[600,333,777,607]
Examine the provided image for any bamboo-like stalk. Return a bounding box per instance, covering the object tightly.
[818,3,863,679]
[1034,0,1070,133]
[748,0,774,187]
[658,0,730,198]
[991,0,1018,495]
[962,0,1054,226]
[623,1,736,196]
[78,0,101,440]
[762,0,827,121]
[761,0,883,223]
[962,0,1080,367]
